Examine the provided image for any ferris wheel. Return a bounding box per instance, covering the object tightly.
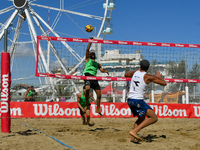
[0,0,116,97]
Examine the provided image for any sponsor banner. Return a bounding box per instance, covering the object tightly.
[36,73,200,83]
[37,36,200,48]
[0,102,200,118]
[36,73,131,81]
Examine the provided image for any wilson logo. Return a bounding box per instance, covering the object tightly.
[33,104,80,116]
[151,105,188,117]
[1,74,10,113]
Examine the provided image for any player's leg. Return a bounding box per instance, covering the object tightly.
[79,108,87,125]
[92,80,102,116]
[130,115,145,142]
[82,114,87,125]
[86,109,90,125]
[129,109,157,141]
[140,109,158,129]
[86,109,95,126]
[81,113,86,125]
[94,89,103,116]
[127,99,147,141]
[84,81,91,110]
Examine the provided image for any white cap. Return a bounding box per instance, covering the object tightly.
[89,49,95,54]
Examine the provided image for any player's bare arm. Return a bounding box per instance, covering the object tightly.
[99,63,109,75]
[24,92,27,99]
[77,93,85,112]
[124,70,137,78]
[145,71,167,86]
[85,37,93,62]
[24,92,27,97]
[24,92,30,100]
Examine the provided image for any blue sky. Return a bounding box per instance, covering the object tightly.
[1,0,200,43]
[0,0,200,84]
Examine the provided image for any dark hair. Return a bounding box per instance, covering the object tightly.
[140,60,150,71]
[83,86,85,89]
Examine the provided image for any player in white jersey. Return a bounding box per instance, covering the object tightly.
[125,59,167,142]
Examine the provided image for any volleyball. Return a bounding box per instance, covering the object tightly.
[85,25,93,32]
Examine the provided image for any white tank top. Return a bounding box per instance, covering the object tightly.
[128,70,147,99]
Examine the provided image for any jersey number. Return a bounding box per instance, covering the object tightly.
[133,81,140,91]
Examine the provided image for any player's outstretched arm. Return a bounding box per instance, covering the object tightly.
[85,37,93,62]
[146,71,167,86]
[124,70,137,78]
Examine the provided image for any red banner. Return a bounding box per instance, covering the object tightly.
[37,36,200,48]
[0,102,200,118]
[36,72,200,83]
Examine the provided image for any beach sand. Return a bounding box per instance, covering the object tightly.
[0,118,200,150]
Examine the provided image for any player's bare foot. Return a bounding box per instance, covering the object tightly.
[83,122,87,125]
[96,109,103,117]
[88,122,95,126]
[98,113,103,116]
[129,136,136,142]
[129,131,142,141]
[96,108,103,116]
[129,135,140,143]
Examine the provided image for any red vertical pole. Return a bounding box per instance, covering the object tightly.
[1,52,11,133]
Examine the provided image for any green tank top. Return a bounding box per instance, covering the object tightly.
[80,92,89,108]
[27,91,34,97]
[84,59,99,76]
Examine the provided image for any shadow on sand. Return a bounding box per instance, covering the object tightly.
[131,134,166,144]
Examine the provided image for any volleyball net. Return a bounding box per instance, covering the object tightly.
[36,36,200,103]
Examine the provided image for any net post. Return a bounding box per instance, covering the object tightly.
[151,90,154,103]
[182,95,186,103]
[185,86,189,104]
[122,89,126,102]
[1,29,11,133]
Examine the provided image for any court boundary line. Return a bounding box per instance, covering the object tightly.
[22,123,76,150]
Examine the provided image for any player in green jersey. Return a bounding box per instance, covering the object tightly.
[84,37,109,116]
[77,86,96,126]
